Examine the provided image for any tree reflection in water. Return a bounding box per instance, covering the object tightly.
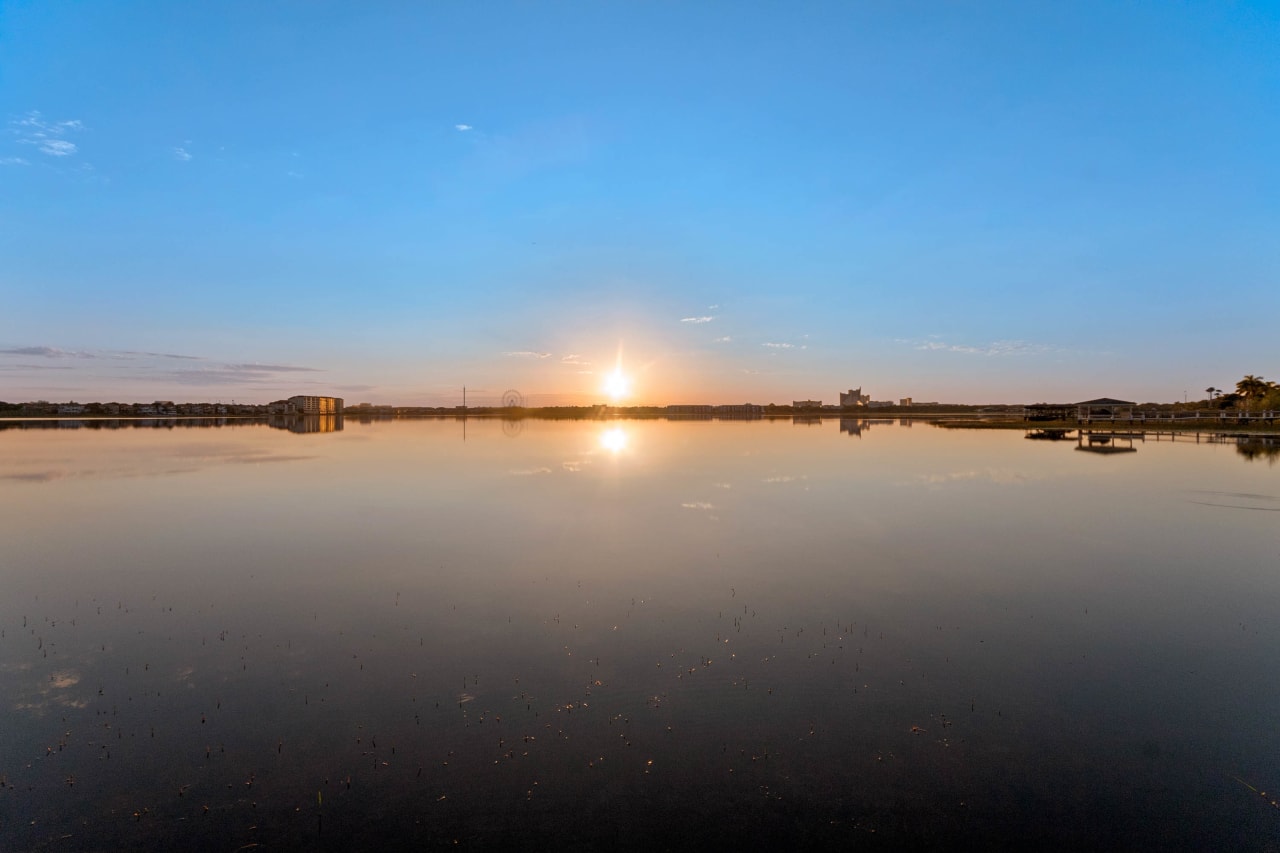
[1235,435,1280,465]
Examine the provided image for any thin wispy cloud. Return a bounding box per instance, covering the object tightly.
[173,146,192,161]
[118,350,203,360]
[1,471,67,483]
[0,346,95,359]
[503,351,552,359]
[37,139,75,156]
[0,363,73,371]
[0,346,324,397]
[561,354,590,366]
[713,336,732,343]
[455,124,473,131]
[0,156,28,166]
[1,346,210,366]
[904,338,1053,356]
[11,111,83,158]
[681,316,714,324]
[226,363,323,373]
[150,363,325,386]
[681,501,716,510]
[762,342,794,349]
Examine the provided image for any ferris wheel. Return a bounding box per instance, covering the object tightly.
[501,389,525,408]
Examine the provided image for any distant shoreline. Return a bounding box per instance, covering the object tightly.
[1,411,1277,435]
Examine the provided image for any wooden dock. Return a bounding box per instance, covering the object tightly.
[1023,407,1277,426]
[1076,410,1278,425]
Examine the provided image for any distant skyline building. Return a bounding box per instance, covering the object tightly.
[287,395,344,415]
[840,388,871,407]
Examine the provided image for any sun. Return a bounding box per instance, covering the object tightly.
[603,368,631,402]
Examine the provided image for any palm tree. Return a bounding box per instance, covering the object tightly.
[1236,375,1268,411]
[1205,386,1220,402]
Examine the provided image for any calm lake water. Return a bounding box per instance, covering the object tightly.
[2,417,1278,851]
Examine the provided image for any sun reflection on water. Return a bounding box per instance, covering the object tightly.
[599,426,628,454]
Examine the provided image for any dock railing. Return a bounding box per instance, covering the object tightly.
[1078,410,1278,425]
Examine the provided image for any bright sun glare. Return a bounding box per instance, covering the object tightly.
[599,427,628,453]
[603,369,631,402]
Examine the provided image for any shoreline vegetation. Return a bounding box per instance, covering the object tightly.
[1,410,1278,434]
[2,374,1276,432]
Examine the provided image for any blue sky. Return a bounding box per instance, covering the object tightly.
[2,1,1276,405]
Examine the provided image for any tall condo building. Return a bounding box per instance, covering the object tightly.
[288,395,344,414]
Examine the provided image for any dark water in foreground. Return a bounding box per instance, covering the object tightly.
[1,418,1278,851]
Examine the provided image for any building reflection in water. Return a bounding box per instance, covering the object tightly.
[268,414,343,434]
[839,417,893,437]
[1075,430,1137,454]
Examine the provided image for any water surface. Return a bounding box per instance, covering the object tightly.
[1,418,1277,850]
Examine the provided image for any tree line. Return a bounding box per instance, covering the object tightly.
[1204,375,1280,410]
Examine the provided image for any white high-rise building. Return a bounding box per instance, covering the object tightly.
[287,395,344,415]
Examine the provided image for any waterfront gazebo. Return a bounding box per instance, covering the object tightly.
[1076,398,1135,422]
[1023,403,1075,422]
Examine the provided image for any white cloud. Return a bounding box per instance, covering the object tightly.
[173,147,192,162]
[908,338,1052,356]
[762,342,793,349]
[681,502,715,510]
[11,111,83,158]
[561,354,590,365]
[503,351,551,359]
[0,156,28,166]
[455,124,473,131]
[37,139,76,157]
[681,316,714,324]
[713,336,732,343]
